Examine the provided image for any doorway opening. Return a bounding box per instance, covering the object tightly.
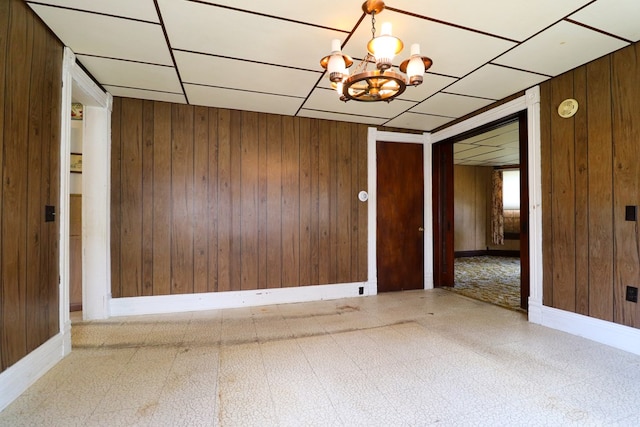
[69,104,83,313]
[433,112,530,311]
[62,47,112,324]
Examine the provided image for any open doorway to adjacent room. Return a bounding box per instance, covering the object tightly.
[433,112,529,311]
[69,102,83,313]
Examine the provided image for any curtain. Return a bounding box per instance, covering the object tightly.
[491,170,504,245]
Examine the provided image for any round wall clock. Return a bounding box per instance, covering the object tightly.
[558,98,579,118]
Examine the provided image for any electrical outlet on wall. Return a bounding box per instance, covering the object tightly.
[626,286,638,303]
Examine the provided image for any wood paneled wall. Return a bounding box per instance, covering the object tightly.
[541,41,640,328]
[0,0,62,373]
[111,98,368,297]
[454,165,490,252]
[453,165,519,253]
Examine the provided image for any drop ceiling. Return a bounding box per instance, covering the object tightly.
[454,121,520,166]
[27,0,640,132]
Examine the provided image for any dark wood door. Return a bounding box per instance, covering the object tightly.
[432,142,455,287]
[518,112,530,310]
[377,141,424,292]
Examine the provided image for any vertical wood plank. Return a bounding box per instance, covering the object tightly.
[193,106,209,294]
[241,111,259,290]
[573,67,589,315]
[612,44,640,328]
[217,110,232,292]
[1,2,32,368]
[120,99,143,297]
[152,102,172,295]
[329,121,338,283]
[0,0,7,367]
[45,31,61,338]
[349,125,360,282]
[586,57,614,322]
[357,125,368,282]
[550,73,576,312]
[309,119,320,285]
[25,18,45,351]
[171,104,194,295]
[453,165,476,251]
[0,3,8,361]
[475,168,490,250]
[266,115,282,288]
[318,121,332,284]
[298,118,312,286]
[229,111,242,291]
[336,122,352,283]
[281,116,300,287]
[539,81,554,307]
[141,100,154,296]
[207,108,219,292]
[40,23,62,342]
[257,114,268,289]
[110,98,122,298]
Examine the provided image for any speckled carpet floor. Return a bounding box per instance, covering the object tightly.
[449,256,522,311]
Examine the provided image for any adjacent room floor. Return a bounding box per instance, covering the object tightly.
[1,289,639,426]
[450,255,522,311]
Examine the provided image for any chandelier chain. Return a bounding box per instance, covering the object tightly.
[371,11,376,40]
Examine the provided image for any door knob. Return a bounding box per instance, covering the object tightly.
[418,226,424,232]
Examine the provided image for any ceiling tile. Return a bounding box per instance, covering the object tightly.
[345,10,516,78]
[103,86,186,104]
[494,20,628,76]
[184,84,304,116]
[453,146,502,162]
[395,74,459,102]
[383,112,452,132]
[390,0,592,42]
[460,121,519,146]
[27,0,159,22]
[297,110,385,125]
[174,51,321,98]
[411,92,493,117]
[569,0,640,42]
[446,64,548,100]
[304,88,417,119]
[454,143,477,154]
[157,0,346,70]
[29,5,172,65]
[195,0,364,32]
[464,148,519,162]
[76,55,182,93]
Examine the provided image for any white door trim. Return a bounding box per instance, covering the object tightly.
[66,47,112,321]
[430,88,542,316]
[366,129,432,295]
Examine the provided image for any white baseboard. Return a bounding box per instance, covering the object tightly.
[110,282,369,317]
[528,300,640,356]
[0,333,66,412]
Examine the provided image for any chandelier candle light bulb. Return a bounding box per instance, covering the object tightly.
[320,0,432,102]
[406,44,425,85]
[327,39,346,82]
[367,22,403,70]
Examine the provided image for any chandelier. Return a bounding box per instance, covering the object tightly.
[320,0,432,102]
